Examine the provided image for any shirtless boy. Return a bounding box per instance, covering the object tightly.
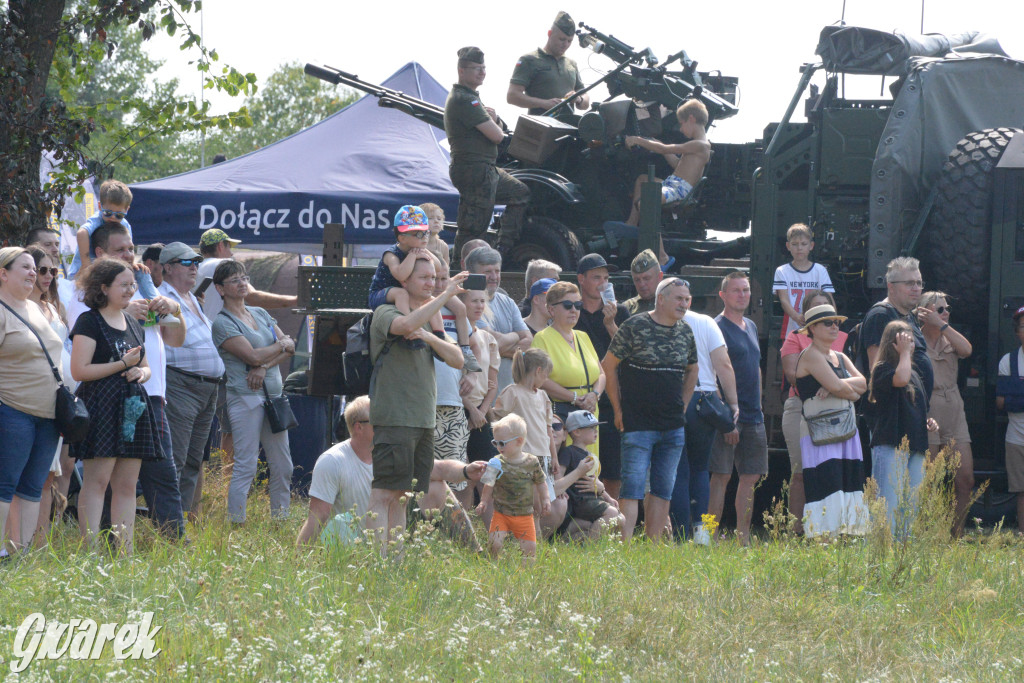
[624,99,711,226]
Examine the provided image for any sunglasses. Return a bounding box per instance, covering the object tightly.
[552,423,564,431]
[936,305,951,314]
[490,437,519,449]
[36,266,58,276]
[172,259,201,267]
[101,209,128,220]
[552,300,584,311]
[815,319,840,328]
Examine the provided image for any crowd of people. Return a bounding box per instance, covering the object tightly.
[1,179,298,557]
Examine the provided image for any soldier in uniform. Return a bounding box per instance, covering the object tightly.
[444,46,530,260]
[507,11,589,124]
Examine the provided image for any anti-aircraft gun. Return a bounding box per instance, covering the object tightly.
[305,21,756,271]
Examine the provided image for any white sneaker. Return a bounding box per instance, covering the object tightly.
[693,525,711,546]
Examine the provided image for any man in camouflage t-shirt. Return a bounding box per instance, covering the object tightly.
[602,277,698,541]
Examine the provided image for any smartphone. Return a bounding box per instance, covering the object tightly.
[464,274,487,290]
[194,276,214,298]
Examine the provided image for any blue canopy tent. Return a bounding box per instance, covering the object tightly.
[128,62,457,253]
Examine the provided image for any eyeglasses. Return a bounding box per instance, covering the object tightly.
[552,300,584,311]
[36,266,57,276]
[114,281,138,292]
[101,209,128,220]
[404,230,429,239]
[815,319,840,328]
[172,259,201,267]
[551,423,564,431]
[491,437,519,449]
[222,276,250,286]
[936,305,951,314]
[891,279,924,288]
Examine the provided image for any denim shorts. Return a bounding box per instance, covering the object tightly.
[0,402,60,503]
[620,427,686,500]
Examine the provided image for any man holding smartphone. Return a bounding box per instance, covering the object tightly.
[574,253,630,499]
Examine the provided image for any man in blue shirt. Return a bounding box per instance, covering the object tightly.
[708,272,767,546]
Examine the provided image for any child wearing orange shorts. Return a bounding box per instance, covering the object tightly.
[475,414,549,563]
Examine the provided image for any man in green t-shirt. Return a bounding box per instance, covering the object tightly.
[444,46,530,260]
[507,11,589,124]
[365,258,467,554]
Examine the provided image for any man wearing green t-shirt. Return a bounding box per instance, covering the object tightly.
[365,258,467,555]
[507,11,589,124]
[444,46,530,260]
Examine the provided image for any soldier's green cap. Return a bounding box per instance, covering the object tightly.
[457,46,485,65]
[199,228,241,248]
[552,11,575,36]
[631,249,660,274]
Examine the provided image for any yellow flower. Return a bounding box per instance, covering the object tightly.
[701,513,719,537]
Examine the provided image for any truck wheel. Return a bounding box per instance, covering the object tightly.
[505,216,584,270]
[920,128,1020,328]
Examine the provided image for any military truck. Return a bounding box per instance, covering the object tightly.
[303,23,1024,522]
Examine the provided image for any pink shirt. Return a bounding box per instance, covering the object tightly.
[780,329,848,398]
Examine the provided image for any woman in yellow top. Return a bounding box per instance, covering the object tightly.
[531,282,606,456]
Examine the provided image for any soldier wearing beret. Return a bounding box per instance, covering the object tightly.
[507,11,589,124]
[444,47,530,260]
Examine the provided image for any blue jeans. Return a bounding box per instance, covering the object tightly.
[670,394,717,538]
[620,426,686,501]
[138,398,185,538]
[0,403,60,503]
[871,445,925,539]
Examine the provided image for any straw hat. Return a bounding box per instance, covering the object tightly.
[798,304,847,334]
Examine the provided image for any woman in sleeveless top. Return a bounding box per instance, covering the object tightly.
[794,304,869,537]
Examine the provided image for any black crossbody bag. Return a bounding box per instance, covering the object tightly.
[0,299,90,442]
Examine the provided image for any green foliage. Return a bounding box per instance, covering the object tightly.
[0,0,257,242]
[2,465,1023,679]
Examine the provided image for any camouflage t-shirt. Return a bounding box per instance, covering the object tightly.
[623,295,655,317]
[509,49,583,123]
[444,83,497,164]
[607,312,697,432]
[492,452,545,516]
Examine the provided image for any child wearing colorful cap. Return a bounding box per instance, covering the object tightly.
[475,414,549,564]
[369,205,479,370]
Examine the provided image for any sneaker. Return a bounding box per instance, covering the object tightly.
[693,525,711,546]
[461,345,483,373]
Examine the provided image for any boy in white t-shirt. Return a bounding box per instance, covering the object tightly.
[772,223,834,337]
[995,306,1024,533]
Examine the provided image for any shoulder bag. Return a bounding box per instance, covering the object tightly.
[0,299,90,442]
[695,391,735,433]
[797,349,857,446]
[262,384,298,433]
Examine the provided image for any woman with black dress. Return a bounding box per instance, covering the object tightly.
[70,258,161,554]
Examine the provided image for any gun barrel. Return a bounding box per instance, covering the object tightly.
[303,63,446,130]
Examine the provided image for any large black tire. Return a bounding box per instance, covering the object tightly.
[506,216,584,271]
[919,128,1020,328]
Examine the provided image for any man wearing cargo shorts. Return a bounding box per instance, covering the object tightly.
[708,272,767,546]
[444,46,529,258]
[365,258,467,554]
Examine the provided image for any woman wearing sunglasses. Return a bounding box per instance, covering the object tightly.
[530,281,606,456]
[918,290,974,536]
[793,303,869,537]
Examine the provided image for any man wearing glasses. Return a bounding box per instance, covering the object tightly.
[158,242,225,518]
[444,46,529,258]
[602,277,699,542]
[194,228,297,320]
[507,11,589,124]
[858,256,934,398]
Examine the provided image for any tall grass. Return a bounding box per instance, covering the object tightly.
[2,449,1023,681]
